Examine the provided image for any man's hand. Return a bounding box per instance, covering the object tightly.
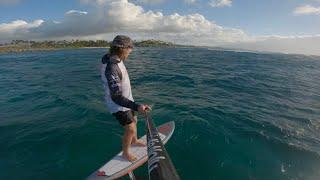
[138,104,152,114]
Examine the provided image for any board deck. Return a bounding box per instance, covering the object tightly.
[87,121,175,180]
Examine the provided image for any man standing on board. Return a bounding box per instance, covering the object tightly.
[100,35,151,162]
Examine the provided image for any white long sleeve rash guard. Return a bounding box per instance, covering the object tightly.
[100,54,140,113]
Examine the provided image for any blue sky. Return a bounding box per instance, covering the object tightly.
[138,0,320,35]
[1,0,319,35]
[0,0,319,55]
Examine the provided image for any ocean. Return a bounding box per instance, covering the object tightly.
[0,47,319,180]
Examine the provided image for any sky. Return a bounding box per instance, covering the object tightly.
[0,0,319,55]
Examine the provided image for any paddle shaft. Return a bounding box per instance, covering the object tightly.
[144,112,180,180]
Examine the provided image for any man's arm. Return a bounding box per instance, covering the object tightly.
[105,63,140,111]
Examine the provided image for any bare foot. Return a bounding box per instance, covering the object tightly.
[123,152,137,162]
[132,139,147,147]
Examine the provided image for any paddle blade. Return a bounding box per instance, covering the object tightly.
[145,113,180,180]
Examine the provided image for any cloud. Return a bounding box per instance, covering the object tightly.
[0,0,247,43]
[294,5,320,15]
[0,0,21,6]
[0,0,319,56]
[225,35,320,56]
[0,20,44,40]
[209,0,232,8]
[79,0,108,5]
[184,0,197,5]
[136,0,166,4]
[65,10,88,15]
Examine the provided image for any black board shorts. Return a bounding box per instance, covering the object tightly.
[112,110,137,126]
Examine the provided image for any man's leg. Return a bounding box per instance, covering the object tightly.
[122,122,137,162]
[131,116,138,143]
[131,116,146,146]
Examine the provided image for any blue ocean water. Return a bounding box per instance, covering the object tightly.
[0,47,319,180]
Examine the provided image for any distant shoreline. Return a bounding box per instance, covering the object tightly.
[0,46,183,54]
[1,40,318,57]
[0,39,181,54]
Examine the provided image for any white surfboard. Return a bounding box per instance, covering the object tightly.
[87,121,175,180]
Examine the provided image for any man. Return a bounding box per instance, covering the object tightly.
[100,35,151,162]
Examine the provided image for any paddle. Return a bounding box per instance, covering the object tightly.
[143,111,180,180]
